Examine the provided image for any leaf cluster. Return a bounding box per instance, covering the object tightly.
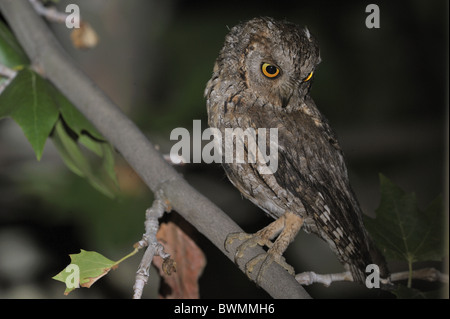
[0,21,118,197]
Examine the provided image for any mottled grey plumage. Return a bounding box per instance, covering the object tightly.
[205,17,388,282]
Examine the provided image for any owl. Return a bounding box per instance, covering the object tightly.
[205,17,388,284]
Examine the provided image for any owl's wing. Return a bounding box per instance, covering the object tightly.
[263,101,374,278]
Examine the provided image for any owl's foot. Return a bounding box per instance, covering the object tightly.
[225,212,304,283]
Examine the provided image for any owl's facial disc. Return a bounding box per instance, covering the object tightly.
[237,22,319,109]
[243,46,299,108]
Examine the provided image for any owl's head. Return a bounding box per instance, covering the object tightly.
[218,17,321,109]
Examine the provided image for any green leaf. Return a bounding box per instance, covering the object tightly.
[0,20,29,68]
[364,174,445,264]
[51,120,118,198]
[414,195,445,261]
[50,82,103,140]
[45,80,119,194]
[52,250,117,295]
[51,120,92,177]
[53,248,139,295]
[78,134,104,157]
[0,66,118,195]
[0,21,118,197]
[100,142,119,188]
[0,68,59,160]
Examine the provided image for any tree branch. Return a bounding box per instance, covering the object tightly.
[390,267,449,284]
[296,267,448,287]
[0,0,311,299]
[133,190,173,299]
[28,0,67,23]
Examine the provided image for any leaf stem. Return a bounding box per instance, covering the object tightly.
[407,257,413,288]
[114,247,140,266]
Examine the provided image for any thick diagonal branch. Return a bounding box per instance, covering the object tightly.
[0,0,310,299]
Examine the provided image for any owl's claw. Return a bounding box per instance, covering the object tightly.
[224,212,303,283]
[224,232,253,254]
[225,231,273,261]
[246,250,295,284]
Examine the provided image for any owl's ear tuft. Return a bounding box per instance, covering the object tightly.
[303,26,312,42]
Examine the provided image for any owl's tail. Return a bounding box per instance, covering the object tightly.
[348,236,390,284]
[368,238,390,280]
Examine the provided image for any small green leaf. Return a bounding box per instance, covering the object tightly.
[52,250,117,295]
[0,68,59,160]
[53,248,139,295]
[0,20,29,68]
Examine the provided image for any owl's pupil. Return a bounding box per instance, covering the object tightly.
[266,65,277,74]
[261,63,280,78]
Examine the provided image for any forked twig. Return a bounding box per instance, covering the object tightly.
[133,190,172,299]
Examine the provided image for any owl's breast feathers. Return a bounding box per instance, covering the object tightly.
[210,93,388,281]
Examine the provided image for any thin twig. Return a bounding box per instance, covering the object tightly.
[390,267,449,284]
[163,153,187,165]
[295,267,448,286]
[133,190,171,299]
[0,63,18,95]
[28,0,68,23]
[296,271,353,287]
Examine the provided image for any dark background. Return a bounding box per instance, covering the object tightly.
[0,0,448,298]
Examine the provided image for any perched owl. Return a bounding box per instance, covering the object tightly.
[205,17,388,284]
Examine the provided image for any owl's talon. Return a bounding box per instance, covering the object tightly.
[246,251,295,284]
[245,253,267,276]
[235,235,267,262]
[224,232,253,253]
[224,212,303,283]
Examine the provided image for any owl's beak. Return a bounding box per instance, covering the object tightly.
[279,86,294,108]
[281,95,291,108]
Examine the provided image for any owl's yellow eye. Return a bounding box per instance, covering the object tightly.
[261,63,280,78]
[303,71,314,82]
